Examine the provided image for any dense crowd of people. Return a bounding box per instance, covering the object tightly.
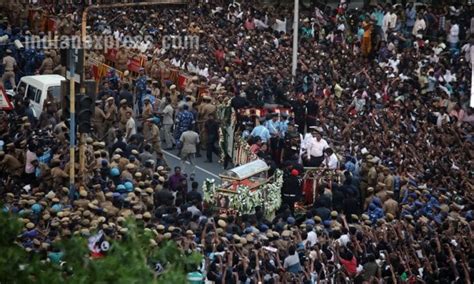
[0,0,473,283]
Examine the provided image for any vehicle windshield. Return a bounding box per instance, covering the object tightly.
[48,86,61,101]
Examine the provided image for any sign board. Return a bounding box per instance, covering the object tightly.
[0,85,14,111]
[66,48,84,84]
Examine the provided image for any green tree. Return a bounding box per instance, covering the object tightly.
[0,212,202,284]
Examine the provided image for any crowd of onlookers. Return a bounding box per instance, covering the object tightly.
[0,0,473,283]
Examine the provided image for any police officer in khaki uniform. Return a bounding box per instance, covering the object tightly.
[142,97,153,121]
[118,99,133,132]
[0,150,23,177]
[169,85,179,106]
[38,51,54,74]
[364,187,375,211]
[197,96,216,149]
[383,167,394,192]
[2,49,17,88]
[104,96,118,131]
[143,118,162,154]
[121,163,135,181]
[367,159,378,188]
[58,14,74,36]
[382,191,399,217]
[375,182,388,203]
[122,70,132,88]
[50,159,68,189]
[49,49,60,67]
[6,142,24,166]
[150,59,161,79]
[92,100,106,140]
[115,47,129,72]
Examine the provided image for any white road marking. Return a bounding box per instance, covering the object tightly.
[162,150,221,179]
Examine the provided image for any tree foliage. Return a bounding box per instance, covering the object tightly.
[0,212,202,284]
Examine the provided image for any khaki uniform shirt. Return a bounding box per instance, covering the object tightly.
[119,106,133,124]
[367,166,377,187]
[120,170,133,181]
[92,106,106,125]
[384,174,394,191]
[200,103,217,121]
[118,158,130,171]
[116,50,129,70]
[142,104,153,120]
[39,57,54,74]
[2,55,16,71]
[105,103,118,122]
[180,130,200,155]
[0,154,23,175]
[51,166,68,188]
[376,190,388,203]
[144,124,160,144]
[383,198,399,216]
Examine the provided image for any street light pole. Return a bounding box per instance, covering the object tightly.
[291,0,299,77]
[68,50,76,200]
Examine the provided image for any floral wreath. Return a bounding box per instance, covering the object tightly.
[202,169,283,215]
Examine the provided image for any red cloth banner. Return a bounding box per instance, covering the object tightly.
[105,48,117,62]
[177,74,189,90]
[303,179,315,205]
[127,58,142,73]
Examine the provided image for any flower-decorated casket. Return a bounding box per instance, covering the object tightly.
[202,160,283,217]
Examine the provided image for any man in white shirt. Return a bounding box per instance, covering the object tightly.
[382,9,397,40]
[305,227,318,247]
[180,126,200,175]
[197,64,209,78]
[412,14,426,36]
[323,148,339,170]
[125,110,136,141]
[305,129,329,167]
[448,20,459,48]
[254,18,269,29]
[283,246,302,273]
[273,18,287,33]
[161,97,175,149]
[170,57,182,68]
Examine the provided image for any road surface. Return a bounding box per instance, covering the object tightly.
[162,148,227,189]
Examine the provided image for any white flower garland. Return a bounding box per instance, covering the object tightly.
[261,169,284,213]
[201,170,284,215]
[202,178,216,204]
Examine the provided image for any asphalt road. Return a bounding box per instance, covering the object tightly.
[162,148,227,189]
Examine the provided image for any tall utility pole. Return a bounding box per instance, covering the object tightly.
[68,50,76,200]
[291,0,299,77]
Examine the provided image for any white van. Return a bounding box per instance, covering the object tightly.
[16,75,66,118]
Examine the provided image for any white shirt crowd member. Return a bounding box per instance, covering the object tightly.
[306,136,329,159]
[325,153,339,170]
[126,116,137,139]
